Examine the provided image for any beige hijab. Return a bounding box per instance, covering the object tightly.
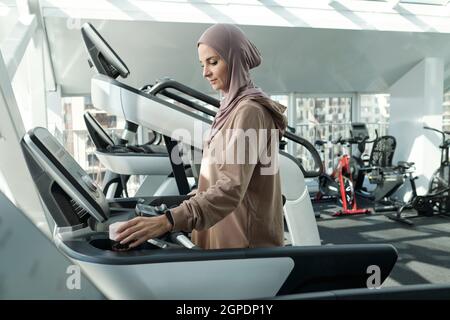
[198,24,287,141]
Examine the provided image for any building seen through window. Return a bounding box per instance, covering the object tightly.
[295,96,352,173]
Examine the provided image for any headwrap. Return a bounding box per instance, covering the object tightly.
[198,24,287,141]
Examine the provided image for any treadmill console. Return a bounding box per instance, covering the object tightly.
[351,123,369,140]
[84,111,115,150]
[21,127,109,227]
[81,22,130,79]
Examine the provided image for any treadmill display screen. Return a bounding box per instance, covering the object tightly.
[27,127,108,223]
[36,129,87,181]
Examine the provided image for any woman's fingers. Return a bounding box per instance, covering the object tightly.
[116,218,140,233]
[114,216,169,248]
[116,220,143,242]
[128,237,148,249]
[120,228,147,245]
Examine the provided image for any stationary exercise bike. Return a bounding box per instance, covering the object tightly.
[317,136,370,216]
[387,126,450,225]
[348,123,415,213]
[313,139,338,203]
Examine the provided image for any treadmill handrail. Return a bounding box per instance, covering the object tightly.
[160,89,216,117]
[283,131,324,178]
[149,79,220,108]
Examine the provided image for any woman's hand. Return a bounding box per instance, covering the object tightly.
[114,215,172,249]
[188,189,197,196]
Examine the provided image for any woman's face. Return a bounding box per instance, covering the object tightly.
[198,44,228,93]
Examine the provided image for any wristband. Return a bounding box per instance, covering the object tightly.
[165,209,174,227]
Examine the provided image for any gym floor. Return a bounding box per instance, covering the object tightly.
[313,197,450,286]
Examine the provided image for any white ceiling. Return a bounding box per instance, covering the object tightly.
[400,0,449,5]
[44,18,450,96]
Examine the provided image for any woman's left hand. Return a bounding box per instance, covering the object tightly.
[114,215,172,248]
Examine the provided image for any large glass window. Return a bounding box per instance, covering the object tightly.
[359,94,390,138]
[358,93,390,157]
[292,94,390,175]
[294,96,352,173]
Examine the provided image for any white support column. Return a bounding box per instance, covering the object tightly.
[5,0,48,131]
[28,26,47,128]
[28,0,57,91]
[0,14,37,79]
[389,57,444,199]
[0,51,49,235]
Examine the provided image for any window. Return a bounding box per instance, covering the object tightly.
[359,94,390,156]
[294,96,352,173]
[359,94,390,137]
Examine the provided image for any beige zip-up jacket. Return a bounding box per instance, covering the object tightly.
[170,98,286,249]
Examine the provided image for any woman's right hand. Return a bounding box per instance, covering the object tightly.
[114,215,172,249]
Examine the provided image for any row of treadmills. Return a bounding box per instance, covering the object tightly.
[14,22,450,299]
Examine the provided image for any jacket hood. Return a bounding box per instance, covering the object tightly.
[252,97,288,135]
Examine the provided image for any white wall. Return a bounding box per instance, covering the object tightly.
[389,57,444,199]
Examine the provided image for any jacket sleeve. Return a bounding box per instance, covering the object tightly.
[169,104,267,232]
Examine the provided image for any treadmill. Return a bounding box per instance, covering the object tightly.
[81,22,323,247]
[20,126,398,299]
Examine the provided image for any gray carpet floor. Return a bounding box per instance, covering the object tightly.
[313,200,450,287]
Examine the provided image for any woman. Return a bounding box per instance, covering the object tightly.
[115,24,288,249]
